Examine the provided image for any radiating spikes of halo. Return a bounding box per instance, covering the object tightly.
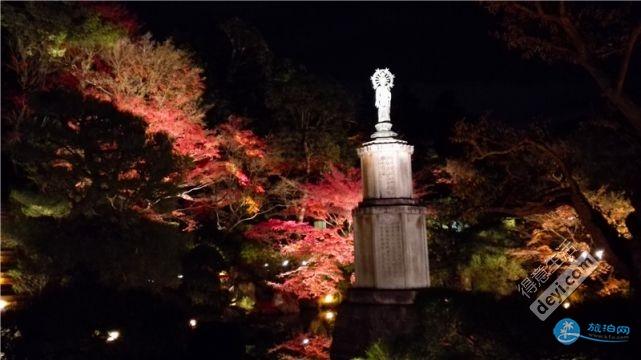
[371,68,395,89]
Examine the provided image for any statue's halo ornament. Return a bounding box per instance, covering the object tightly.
[370,68,395,89]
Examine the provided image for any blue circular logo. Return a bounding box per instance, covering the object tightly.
[553,318,580,345]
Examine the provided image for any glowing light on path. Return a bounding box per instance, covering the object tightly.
[321,293,336,305]
[106,330,120,342]
[324,311,336,321]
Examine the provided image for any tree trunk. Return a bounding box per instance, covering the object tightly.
[538,141,641,292]
[625,197,641,299]
[581,62,641,139]
[601,89,641,139]
[566,174,641,293]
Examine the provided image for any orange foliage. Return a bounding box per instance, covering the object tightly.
[269,333,331,360]
[519,205,630,298]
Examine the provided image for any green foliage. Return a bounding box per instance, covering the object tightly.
[9,190,71,218]
[234,295,256,312]
[502,217,516,229]
[458,230,527,296]
[1,3,126,48]
[1,224,52,295]
[427,214,527,295]
[357,341,392,360]
[1,2,128,90]
[2,211,189,292]
[459,253,526,296]
[239,242,281,266]
[46,32,68,58]
[75,13,127,48]
[5,268,49,296]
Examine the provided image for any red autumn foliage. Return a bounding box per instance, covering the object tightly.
[134,116,274,231]
[218,120,267,160]
[245,219,353,300]
[110,96,221,183]
[213,116,270,185]
[300,166,361,227]
[67,35,224,184]
[246,167,361,299]
[246,219,353,259]
[269,333,331,360]
[0,4,274,230]
[6,0,281,234]
[64,31,274,226]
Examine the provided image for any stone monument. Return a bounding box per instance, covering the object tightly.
[331,69,430,359]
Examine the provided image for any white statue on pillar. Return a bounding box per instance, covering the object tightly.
[370,69,397,138]
[371,68,394,123]
[354,69,430,290]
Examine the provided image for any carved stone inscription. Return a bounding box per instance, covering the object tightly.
[378,155,396,197]
[378,214,403,280]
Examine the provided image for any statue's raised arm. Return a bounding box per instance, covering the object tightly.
[371,68,395,123]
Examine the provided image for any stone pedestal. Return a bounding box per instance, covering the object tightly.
[332,70,430,359]
[330,289,421,360]
[331,136,430,359]
[358,139,413,199]
[353,138,430,289]
[354,204,429,288]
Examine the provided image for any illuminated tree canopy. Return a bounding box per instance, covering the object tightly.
[1,2,639,359]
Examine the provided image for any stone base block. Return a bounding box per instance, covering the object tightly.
[353,204,430,289]
[330,289,421,360]
[346,287,419,305]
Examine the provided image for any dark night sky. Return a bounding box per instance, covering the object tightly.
[129,2,616,132]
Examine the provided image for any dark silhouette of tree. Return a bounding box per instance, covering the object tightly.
[487,2,641,138]
[2,90,187,293]
[448,117,641,291]
[8,90,180,217]
[266,65,357,178]
[216,17,274,120]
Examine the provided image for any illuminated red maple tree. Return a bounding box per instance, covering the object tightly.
[269,332,331,360]
[246,166,360,300]
[300,166,362,228]
[4,3,274,232]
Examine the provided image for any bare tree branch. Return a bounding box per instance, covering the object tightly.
[616,23,641,95]
[228,204,286,231]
